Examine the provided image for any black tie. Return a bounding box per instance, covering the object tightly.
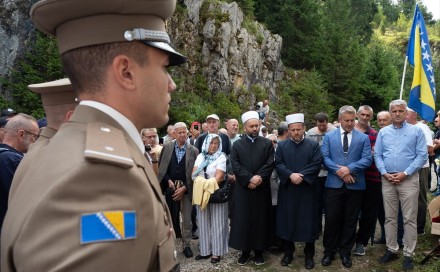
[343,131,349,153]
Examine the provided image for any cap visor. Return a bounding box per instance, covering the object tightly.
[143,41,186,66]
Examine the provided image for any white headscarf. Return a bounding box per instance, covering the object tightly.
[192,134,223,179]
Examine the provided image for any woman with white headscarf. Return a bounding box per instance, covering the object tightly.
[192,134,228,264]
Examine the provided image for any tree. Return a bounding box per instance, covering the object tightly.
[313,0,366,108]
[350,0,377,44]
[376,0,400,24]
[0,31,64,117]
[274,69,334,125]
[361,38,402,112]
[254,0,321,69]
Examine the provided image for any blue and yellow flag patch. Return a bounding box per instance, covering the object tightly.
[80,211,136,244]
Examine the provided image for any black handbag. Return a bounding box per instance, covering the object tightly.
[209,180,230,203]
[202,166,230,203]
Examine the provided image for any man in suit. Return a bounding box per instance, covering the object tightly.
[321,105,372,268]
[1,0,186,271]
[158,122,199,259]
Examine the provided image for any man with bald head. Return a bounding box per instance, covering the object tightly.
[377,111,392,129]
[0,114,39,231]
[225,118,240,144]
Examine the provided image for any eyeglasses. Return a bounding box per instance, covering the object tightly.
[272,140,278,144]
[23,130,40,140]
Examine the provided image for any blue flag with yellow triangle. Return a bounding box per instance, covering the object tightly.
[407,4,436,121]
[80,211,136,244]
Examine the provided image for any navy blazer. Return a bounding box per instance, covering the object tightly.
[321,128,372,190]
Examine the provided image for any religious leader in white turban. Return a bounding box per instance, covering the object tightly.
[229,111,275,266]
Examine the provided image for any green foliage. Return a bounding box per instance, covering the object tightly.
[350,0,376,44]
[0,31,64,118]
[376,0,400,24]
[168,71,242,126]
[200,0,230,29]
[274,69,334,125]
[233,0,255,19]
[314,0,367,109]
[395,12,410,32]
[361,38,401,112]
[254,0,322,69]
[372,5,385,29]
[242,17,264,44]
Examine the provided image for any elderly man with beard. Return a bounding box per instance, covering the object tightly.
[229,111,275,266]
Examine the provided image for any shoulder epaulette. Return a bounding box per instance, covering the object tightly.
[84,122,134,168]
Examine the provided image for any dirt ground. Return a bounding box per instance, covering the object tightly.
[176,169,440,271]
[175,221,440,272]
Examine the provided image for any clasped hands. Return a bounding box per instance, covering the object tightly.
[383,172,406,185]
[248,175,262,189]
[336,165,355,184]
[289,173,304,185]
[168,180,187,201]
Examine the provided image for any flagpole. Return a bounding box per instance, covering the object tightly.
[400,55,408,100]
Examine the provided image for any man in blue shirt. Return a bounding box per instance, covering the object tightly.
[374,99,427,271]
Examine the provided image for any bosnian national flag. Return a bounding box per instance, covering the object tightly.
[407,4,436,121]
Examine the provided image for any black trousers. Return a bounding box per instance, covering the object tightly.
[356,182,382,245]
[323,186,364,257]
[282,239,315,258]
[316,176,327,234]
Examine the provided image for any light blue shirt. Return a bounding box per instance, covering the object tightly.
[374,121,427,176]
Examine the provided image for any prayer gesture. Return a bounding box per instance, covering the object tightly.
[289,173,304,185]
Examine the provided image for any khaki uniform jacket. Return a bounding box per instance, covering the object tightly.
[157,141,198,197]
[8,126,57,201]
[1,105,178,272]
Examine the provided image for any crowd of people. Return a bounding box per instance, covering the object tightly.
[0,0,439,271]
[136,100,438,271]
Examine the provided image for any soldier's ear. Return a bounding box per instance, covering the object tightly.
[111,55,136,91]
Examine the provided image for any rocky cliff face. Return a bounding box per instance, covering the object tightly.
[0,0,284,105]
[170,0,284,103]
[0,0,37,98]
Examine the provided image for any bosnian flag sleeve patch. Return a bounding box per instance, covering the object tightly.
[80,211,136,244]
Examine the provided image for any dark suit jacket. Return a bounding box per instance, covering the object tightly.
[157,141,199,197]
[321,128,372,190]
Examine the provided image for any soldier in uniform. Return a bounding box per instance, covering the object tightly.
[1,0,185,271]
[7,78,77,200]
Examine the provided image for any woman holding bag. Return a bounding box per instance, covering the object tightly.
[192,134,228,264]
